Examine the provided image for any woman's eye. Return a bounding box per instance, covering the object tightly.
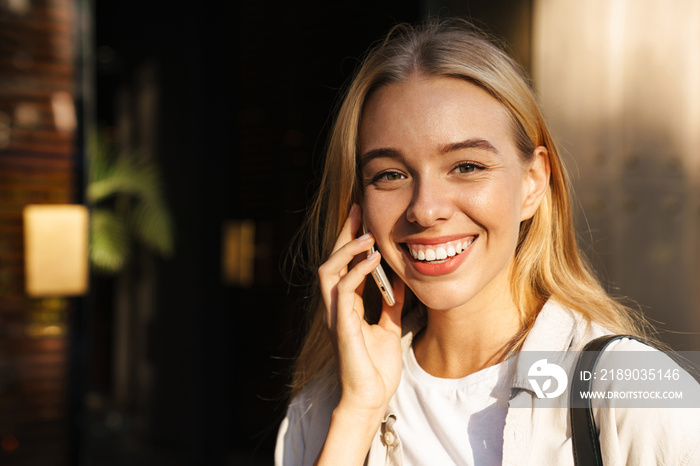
[455,162,483,174]
[376,171,405,181]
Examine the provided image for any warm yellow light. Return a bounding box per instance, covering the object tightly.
[51,91,77,132]
[222,220,255,287]
[23,205,89,297]
[24,323,66,337]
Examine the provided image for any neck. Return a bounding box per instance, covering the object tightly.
[412,280,523,379]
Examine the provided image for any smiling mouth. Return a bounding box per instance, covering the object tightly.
[403,236,477,264]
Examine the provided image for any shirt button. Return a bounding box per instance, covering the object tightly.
[383,431,395,446]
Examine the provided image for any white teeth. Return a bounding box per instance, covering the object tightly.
[407,237,476,263]
[435,247,447,260]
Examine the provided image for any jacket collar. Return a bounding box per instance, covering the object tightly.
[510,300,586,391]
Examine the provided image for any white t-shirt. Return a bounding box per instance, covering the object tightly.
[392,346,510,466]
[276,301,700,466]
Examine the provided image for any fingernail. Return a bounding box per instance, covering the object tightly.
[367,250,379,260]
[358,232,373,241]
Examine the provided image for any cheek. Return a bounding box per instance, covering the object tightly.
[362,191,409,269]
[362,188,410,229]
[362,192,396,239]
[456,181,522,226]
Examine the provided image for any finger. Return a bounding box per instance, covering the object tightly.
[333,251,381,326]
[331,203,363,255]
[354,267,367,300]
[321,249,380,332]
[320,203,367,333]
[319,231,375,280]
[378,277,405,336]
[347,250,368,302]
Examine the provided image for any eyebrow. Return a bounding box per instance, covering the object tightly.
[360,148,400,165]
[360,137,499,165]
[440,138,499,156]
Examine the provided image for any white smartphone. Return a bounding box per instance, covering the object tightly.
[362,222,396,306]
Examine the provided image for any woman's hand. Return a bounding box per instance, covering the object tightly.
[318,203,405,419]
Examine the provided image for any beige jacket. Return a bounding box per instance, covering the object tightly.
[276,301,700,465]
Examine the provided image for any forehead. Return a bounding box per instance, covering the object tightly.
[359,76,514,154]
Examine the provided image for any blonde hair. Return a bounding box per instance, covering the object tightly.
[288,18,651,398]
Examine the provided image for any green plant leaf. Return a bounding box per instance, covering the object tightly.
[87,129,114,184]
[87,156,161,203]
[90,208,130,273]
[87,128,175,269]
[130,198,174,257]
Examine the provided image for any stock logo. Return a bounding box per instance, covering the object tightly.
[528,359,568,399]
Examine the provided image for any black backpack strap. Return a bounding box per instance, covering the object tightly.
[570,334,646,466]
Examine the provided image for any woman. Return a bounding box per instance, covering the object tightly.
[276,19,700,465]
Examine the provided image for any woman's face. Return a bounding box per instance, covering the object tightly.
[359,75,548,312]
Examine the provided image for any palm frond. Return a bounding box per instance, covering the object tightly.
[90,208,130,273]
[87,153,162,204]
[130,198,174,257]
[87,129,175,273]
[87,129,114,184]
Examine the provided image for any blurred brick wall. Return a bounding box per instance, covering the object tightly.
[0,0,78,464]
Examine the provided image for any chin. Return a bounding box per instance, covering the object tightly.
[407,282,477,312]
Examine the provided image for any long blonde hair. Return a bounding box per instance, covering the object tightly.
[288,18,651,398]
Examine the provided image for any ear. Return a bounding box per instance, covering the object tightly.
[520,146,551,221]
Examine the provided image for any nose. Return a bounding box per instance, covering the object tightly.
[405,177,454,227]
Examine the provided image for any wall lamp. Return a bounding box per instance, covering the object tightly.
[23,205,89,297]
